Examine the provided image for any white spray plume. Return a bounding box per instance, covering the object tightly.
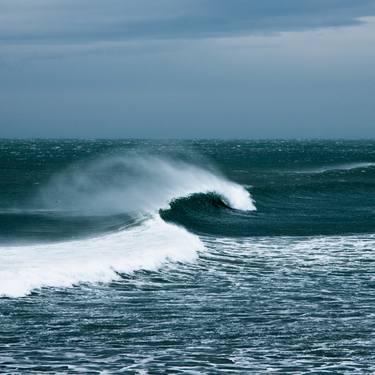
[39,154,256,214]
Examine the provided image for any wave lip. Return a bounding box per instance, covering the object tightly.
[0,217,204,298]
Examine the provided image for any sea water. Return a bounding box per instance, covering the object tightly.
[0,140,374,373]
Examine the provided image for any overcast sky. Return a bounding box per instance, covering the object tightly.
[1,0,375,138]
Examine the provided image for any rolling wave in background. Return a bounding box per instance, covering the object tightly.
[298,162,375,174]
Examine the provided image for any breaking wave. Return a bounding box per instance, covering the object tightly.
[0,154,255,297]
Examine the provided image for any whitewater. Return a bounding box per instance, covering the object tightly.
[0,217,202,298]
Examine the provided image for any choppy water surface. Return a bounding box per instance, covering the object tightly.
[0,140,375,374]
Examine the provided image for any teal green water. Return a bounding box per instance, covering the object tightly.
[0,140,375,373]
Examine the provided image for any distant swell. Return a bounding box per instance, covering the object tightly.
[300,162,375,174]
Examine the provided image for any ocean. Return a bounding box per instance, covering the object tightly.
[0,139,374,374]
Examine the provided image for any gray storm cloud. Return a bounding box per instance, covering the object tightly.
[0,0,374,138]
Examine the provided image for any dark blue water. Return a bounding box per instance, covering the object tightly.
[1,140,375,374]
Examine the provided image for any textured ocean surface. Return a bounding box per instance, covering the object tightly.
[0,140,375,374]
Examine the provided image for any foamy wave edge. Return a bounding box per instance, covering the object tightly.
[0,217,204,298]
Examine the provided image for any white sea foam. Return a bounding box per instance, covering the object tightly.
[203,234,375,273]
[38,154,256,213]
[0,217,204,298]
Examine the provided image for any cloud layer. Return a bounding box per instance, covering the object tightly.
[0,1,374,138]
[1,0,375,45]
